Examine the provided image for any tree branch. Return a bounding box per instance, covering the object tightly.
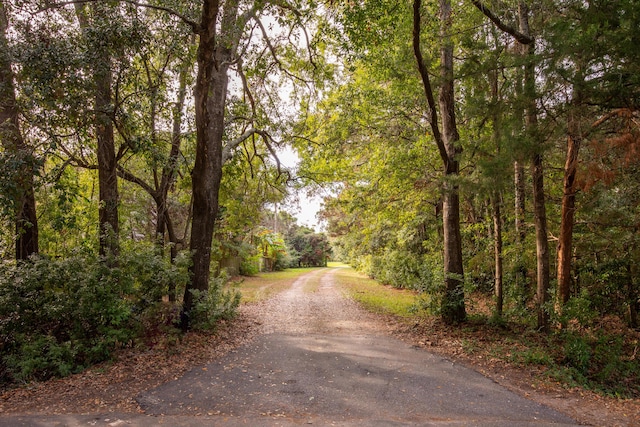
[41,0,200,33]
[116,165,157,197]
[412,0,449,169]
[255,129,288,181]
[253,15,313,84]
[222,127,258,163]
[470,0,533,45]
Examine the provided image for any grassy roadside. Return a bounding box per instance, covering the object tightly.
[330,264,420,318]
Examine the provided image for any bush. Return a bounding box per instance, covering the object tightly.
[240,253,260,276]
[0,252,136,383]
[0,244,239,385]
[187,272,241,331]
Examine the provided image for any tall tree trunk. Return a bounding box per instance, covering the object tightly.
[163,43,191,302]
[513,35,528,305]
[413,0,465,324]
[628,256,638,329]
[0,5,39,260]
[75,3,119,257]
[488,66,503,318]
[557,81,584,310]
[517,2,550,331]
[182,0,238,329]
[514,161,526,241]
[439,0,465,323]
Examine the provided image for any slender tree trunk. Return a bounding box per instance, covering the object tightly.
[513,42,528,304]
[439,0,466,323]
[0,5,39,260]
[628,258,638,329]
[557,82,584,309]
[488,64,504,318]
[163,44,191,302]
[492,193,503,316]
[532,152,550,330]
[182,0,238,329]
[518,2,550,331]
[514,161,526,241]
[75,3,119,257]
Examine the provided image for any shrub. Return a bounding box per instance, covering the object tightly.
[563,333,592,375]
[187,272,241,331]
[0,252,136,383]
[0,244,239,385]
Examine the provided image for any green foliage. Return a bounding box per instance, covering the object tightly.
[0,252,135,383]
[558,331,640,397]
[515,348,554,367]
[239,253,261,276]
[187,273,241,332]
[563,333,592,376]
[360,250,436,292]
[253,227,289,272]
[285,225,331,268]
[0,244,237,384]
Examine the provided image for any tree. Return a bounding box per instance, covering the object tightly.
[286,225,331,267]
[553,0,640,312]
[0,4,39,260]
[471,0,549,330]
[413,0,465,323]
[74,2,121,257]
[181,0,322,328]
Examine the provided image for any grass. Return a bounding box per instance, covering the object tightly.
[330,266,420,318]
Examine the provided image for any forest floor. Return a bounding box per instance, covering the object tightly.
[0,267,638,426]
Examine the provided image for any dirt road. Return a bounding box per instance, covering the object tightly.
[2,268,581,426]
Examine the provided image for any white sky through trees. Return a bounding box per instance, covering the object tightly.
[278,147,323,231]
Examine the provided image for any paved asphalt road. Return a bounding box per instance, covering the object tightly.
[1,268,582,426]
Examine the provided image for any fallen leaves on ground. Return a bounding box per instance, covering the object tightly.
[1,301,638,427]
[0,312,260,415]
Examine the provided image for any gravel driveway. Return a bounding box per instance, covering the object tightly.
[3,268,582,426]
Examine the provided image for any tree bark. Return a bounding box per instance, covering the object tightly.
[0,5,39,260]
[75,3,119,257]
[557,81,584,310]
[413,0,466,324]
[438,0,466,323]
[492,193,503,316]
[628,258,638,329]
[518,2,550,331]
[514,160,526,241]
[488,66,504,318]
[181,0,239,329]
[556,131,580,307]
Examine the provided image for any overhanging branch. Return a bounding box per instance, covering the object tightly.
[470,0,533,45]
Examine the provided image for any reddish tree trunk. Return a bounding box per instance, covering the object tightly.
[557,131,580,307]
[557,76,585,311]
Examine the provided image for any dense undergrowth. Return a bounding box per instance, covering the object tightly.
[0,245,239,386]
[333,266,640,399]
